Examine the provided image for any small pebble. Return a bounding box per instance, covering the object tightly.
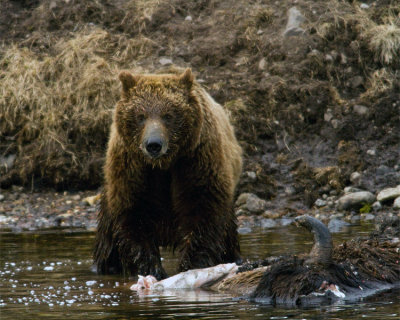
[315,199,327,207]
[372,201,382,211]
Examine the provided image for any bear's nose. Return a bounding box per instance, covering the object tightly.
[145,138,163,157]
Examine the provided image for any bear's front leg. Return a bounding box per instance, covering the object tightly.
[172,165,241,271]
[114,213,168,280]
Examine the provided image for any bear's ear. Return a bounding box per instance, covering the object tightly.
[179,68,194,88]
[119,71,139,97]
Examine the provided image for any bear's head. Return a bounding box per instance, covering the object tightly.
[115,68,203,168]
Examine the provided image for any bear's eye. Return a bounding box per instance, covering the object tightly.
[137,114,146,123]
[162,113,173,122]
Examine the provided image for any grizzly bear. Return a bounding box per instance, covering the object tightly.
[93,68,242,280]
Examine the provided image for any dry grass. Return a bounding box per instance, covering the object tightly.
[1,0,398,191]
[0,27,155,187]
[26,0,162,33]
[361,68,396,101]
[121,0,162,33]
[363,21,400,65]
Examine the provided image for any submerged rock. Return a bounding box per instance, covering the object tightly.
[328,219,350,233]
[260,218,277,229]
[337,191,375,210]
[238,227,252,235]
[362,213,375,221]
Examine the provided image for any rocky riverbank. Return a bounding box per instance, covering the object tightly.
[1,182,398,233]
[0,0,399,236]
[0,187,99,232]
[235,182,400,234]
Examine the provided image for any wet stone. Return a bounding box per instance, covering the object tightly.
[71,194,81,201]
[237,227,252,235]
[260,218,277,229]
[377,185,400,202]
[337,191,375,211]
[376,165,391,175]
[393,197,400,210]
[279,218,293,226]
[344,186,363,194]
[350,171,362,186]
[238,193,268,214]
[236,193,249,206]
[262,210,280,219]
[372,201,382,211]
[245,171,257,181]
[362,213,375,221]
[314,199,326,207]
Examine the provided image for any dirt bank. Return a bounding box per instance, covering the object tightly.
[0,0,399,212]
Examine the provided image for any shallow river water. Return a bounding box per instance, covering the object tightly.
[0,223,398,319]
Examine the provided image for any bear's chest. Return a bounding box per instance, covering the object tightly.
[142,168,173,212]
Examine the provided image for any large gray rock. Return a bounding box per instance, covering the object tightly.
[377,185,400,202]
[284,7,305,36]
[236,193,268,214]
[337,191,375,210]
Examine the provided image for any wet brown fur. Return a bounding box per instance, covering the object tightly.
[212,267,268,295]
[209,216,399,306]
[250,217,400,305]
[93,69,242,279]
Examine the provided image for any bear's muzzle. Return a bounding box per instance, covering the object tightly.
[141,119,169,159]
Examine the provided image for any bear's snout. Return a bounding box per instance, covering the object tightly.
[145,137,163,157]
[141,119,168,159]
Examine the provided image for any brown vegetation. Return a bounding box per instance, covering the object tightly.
[0,0,399,205]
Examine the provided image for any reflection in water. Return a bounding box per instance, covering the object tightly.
[0,224,398,319]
